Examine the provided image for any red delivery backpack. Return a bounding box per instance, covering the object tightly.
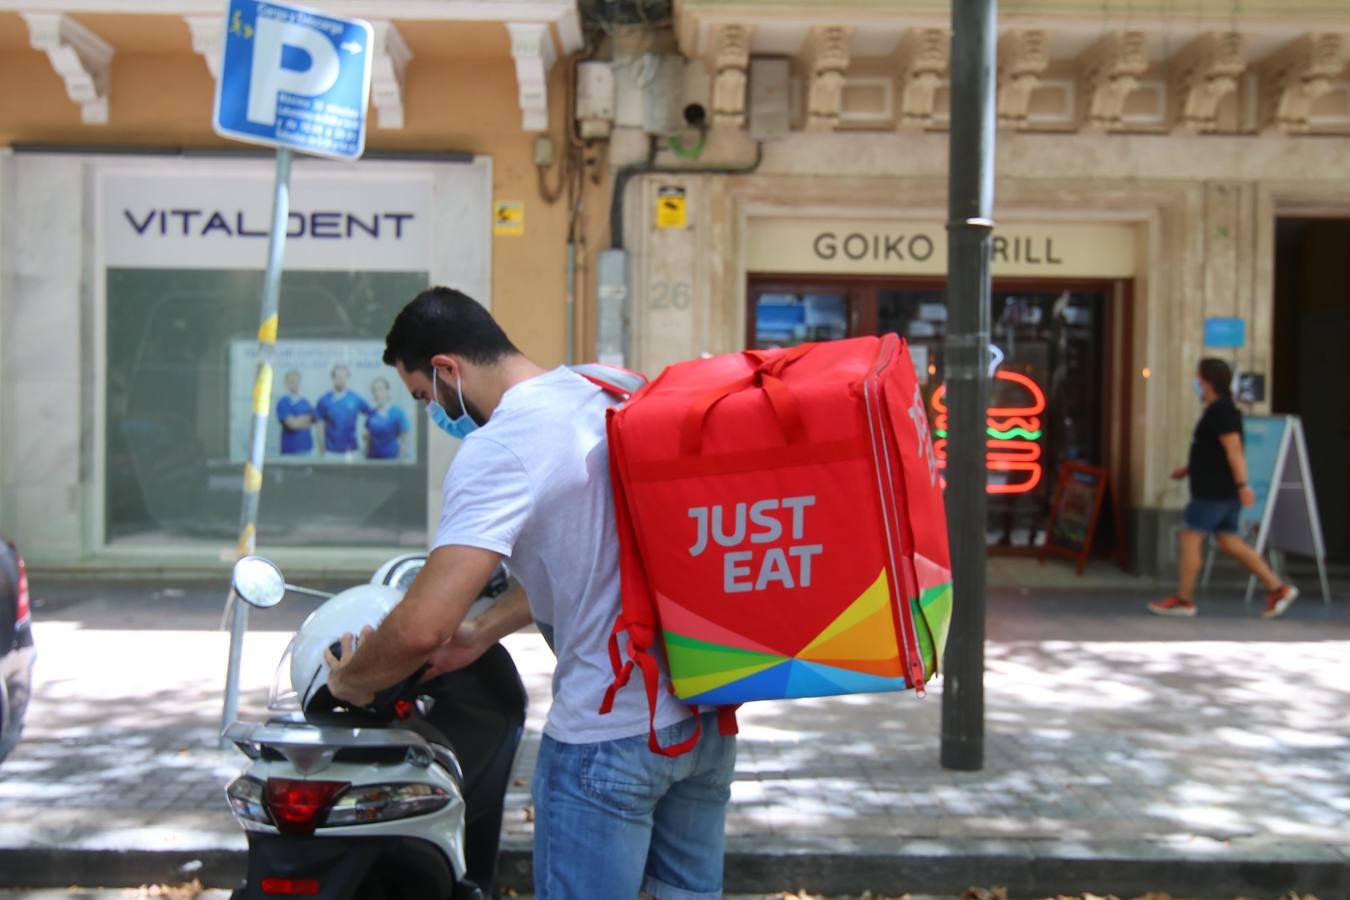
[600,334,953,755]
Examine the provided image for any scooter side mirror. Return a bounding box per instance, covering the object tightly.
[232,555,287,609]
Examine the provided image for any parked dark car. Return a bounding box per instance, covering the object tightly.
[0,536,35,763]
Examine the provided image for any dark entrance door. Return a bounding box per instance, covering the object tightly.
[749,276,1130,554]
[1273,218,1350,561]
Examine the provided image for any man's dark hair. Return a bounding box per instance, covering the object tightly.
[1198,358,1233,397]
[383,287,519,375]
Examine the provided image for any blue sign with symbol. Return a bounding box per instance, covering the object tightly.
[1203,316,1246,349]
[213,0,373,161]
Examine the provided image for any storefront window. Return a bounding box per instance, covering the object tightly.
[880,287,1106,547]
[106,269,429,548]
[752,292,849,349]
[749,278,1111,548]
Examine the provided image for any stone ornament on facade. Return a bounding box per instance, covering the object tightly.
[22,12,113,125]
[1259,33,1346,135]
[897,28,949,130]
[1079,31,1149,133]
[185,15,223,81]
[997,30,1049,129]
[507,21,557,133]
[1170,32,1246,134]
[711,23,753,128]
[370,21,413,130]
[806,26,852,132]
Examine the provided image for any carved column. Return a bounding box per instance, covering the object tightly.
[22,13,113,125]
[1170,32,1245,133]
[1259,34,1346,135]
[897,28,949,130]
[185,16,223,80]
[805,26,852,132]
[506,22,557,133]
[1079,31,1148,133]
[710,24,752,129]
[997,30,1048,129]
[370,21,413,130]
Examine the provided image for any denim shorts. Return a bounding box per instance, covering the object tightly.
[1183,498,1242,535]
[531,711,736,900]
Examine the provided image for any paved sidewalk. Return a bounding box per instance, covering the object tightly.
[0,560,1347,897]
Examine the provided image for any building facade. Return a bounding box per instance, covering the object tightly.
[0,1,590,571]
[602,0,1350,573]
[2,0,1347,576]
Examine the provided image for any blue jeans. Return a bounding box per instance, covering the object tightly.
[1184,498,1242,535]
[531,711,736,900]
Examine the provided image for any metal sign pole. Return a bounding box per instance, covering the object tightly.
[941,0,996,773]
[221,147,294,740]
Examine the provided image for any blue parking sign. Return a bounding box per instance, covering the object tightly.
[213,0,373,160]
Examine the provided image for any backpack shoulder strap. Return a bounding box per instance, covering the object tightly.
[569,363,648,399]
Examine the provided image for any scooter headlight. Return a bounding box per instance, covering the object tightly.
[324,782,451,826]
[226,775,273,829]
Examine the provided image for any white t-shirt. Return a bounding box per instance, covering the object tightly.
[433,366,692,744]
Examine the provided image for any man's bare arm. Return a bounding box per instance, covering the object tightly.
[1219,432,1248,485]
[423,584,533,679]
[1219,432,1257,507]
[326,544,503,702]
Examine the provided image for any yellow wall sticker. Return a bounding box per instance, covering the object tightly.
[494,200,524,236]
[656,186,687,230]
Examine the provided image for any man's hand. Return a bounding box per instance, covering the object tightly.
[422,620,488,681]
[324,626,376,707]
[1170,466,1188,481]
[1239,485,1256,508]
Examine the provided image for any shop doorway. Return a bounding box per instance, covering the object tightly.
[748,275,1132,555]
[1273,218,1350,561]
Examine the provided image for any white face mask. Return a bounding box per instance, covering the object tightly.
[1193,377,1206,400]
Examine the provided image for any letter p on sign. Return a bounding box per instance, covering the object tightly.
[247,18,340,126]
[214,0,373,161]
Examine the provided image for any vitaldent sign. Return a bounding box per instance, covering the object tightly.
[748,218,1137,278]
[101,165,431,271]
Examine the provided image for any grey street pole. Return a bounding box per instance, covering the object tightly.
[221,147,294,741]
[941,0,996,772]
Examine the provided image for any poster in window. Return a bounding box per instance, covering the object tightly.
[229,339,420,465]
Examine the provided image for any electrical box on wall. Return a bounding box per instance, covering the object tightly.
[749,57,791,141]
[576,61,615,139]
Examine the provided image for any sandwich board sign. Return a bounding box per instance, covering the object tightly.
[1202,415,1332,605]
[213,0,374,160]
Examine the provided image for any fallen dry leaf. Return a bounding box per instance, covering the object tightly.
[524,804,535,823]
[963,887,1009,900]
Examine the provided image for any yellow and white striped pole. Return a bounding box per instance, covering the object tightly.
[222,147,293,739]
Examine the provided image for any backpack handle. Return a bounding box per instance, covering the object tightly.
[679,344,813,457]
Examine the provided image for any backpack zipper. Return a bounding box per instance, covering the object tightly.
[862,338,927,695]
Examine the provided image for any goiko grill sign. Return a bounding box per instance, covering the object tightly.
[748,220,1137,278]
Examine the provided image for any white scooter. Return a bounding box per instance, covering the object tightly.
[223,554,526,900]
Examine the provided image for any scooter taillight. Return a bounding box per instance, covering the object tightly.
[263,778,350,836]
[261,877,321,896]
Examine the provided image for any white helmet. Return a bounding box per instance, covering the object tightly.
[287,583,404,714]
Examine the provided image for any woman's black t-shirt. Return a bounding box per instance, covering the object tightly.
[1189,397,1243,500]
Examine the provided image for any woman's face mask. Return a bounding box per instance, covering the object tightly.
[1193,377,1206,400]
[427,368,479,440]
